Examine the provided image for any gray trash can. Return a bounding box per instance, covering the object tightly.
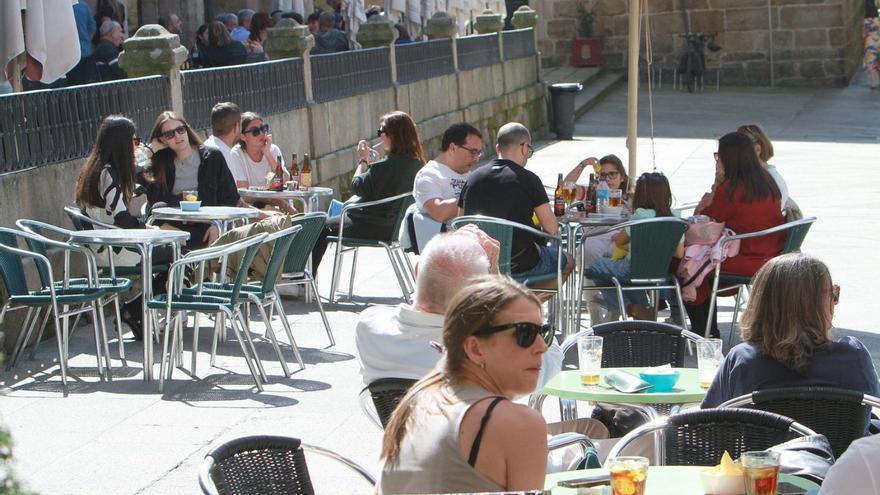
[549,83,583,140]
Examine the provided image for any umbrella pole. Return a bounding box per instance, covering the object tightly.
[626,0,641,181]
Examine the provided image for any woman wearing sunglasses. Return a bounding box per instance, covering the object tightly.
[379,276,549,494]
[227,112,296,214]
[701,253,879,426]
[311,110,424,271]
[144,111,241,247]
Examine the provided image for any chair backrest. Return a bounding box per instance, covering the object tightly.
[780,217,816,254]
[16,220,79,287]
[227,237,266,303]
[282,213,327,274]
[0,230,30,297]
[389,194,416,240]
[592,320,689,368]
[735,386,871,459]
[449,215,515,275]
[63,205,116,231]
[662,408,809,466]
[629,217,689,280]
[368,377,417,428]
[257,225,302,296]
[200,435,313,495]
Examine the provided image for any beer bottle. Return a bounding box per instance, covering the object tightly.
[289,152,300,187]
[586,173,597,213]
[300,153,312,190]
[554,173,565,217]
[271,161,285,191]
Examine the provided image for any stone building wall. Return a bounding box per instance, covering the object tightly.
[535,0,866,87]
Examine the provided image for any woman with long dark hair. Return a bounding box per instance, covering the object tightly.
[689,131,784,336]
[378,276,548,493]
[244,12,271,59]
[202,21,247,67]
[227,112,295,213]
[311,110,425,270]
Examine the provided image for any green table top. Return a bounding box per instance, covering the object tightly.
[540,368,707,404]
[546,466,819,494]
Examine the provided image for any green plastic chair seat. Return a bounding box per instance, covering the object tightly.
[11,287,107,306]
[182,282,262,301]
[61,277,132,293]
[147,293,233,312]
[326,236,386,247]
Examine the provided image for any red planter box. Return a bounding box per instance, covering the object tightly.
[571,38,602,67]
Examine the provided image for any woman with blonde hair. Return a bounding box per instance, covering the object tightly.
[702,253,879,412]
[378,276,549,494]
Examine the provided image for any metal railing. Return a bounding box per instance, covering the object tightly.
[0,76,167,174]
[311,47,393,103]
[396,38,456,84]
[456,33,500,70]
[502,29,536,60]
[182,57,307,130]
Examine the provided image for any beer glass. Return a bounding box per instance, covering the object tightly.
[577,335,603,385]
[608,456,649,495]
[697,338,723,388]
[563,181,577,204]
[609,189,623,207]
[742,451,780,495]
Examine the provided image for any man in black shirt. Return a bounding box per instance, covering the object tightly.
[458,122,573,288]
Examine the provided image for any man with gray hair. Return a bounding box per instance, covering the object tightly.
[231,9,255,42]
[458,122,573,289]
[217,13,238,33]
[355,226,562,388]
[94,20,126,81]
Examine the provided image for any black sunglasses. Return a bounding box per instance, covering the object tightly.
[245,124,270,137]
[377,127,386,138]
[160,125,187,141]
[473,322,552,348]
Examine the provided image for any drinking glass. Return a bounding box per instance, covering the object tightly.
[742,451,780,495]
[182,190,198,202]
[577,335,603,385]
[609,189,623,207]
[697,338,723,388]
[563,181,577,204]
[608,456,649,495]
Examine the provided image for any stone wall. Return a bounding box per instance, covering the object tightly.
[535,0,865,87]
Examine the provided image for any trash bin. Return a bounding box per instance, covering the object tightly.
[548,83,583,140]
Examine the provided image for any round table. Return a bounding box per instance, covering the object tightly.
[238,187,334,213]
[68,228,190,383]
[546,466,819,494]
[149,206,261,230]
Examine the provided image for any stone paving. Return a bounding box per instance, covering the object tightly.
[1,80,878,494]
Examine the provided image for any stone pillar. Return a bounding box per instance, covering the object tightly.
[425,11,458,40]
[265,18,314,60]
[119,25,189,116]
[357,15,399,84]
[511,5,538,30]
[473,9,504,34]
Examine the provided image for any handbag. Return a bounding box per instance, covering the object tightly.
[768,434,834,485]
[684,215,726,246]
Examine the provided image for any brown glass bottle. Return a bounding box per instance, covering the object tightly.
[554,173,565,216]
[300,153,312,190]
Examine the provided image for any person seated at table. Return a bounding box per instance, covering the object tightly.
[311,110,424,271]
[378,276,549,494]
[458,122,574,290]
[203,101,241,169]
[736,123,789,212]
[819,433,880,494]
[143,111,242,248]
[226,112,296,215]
[74,114,172,339]
[583,172,684,321]
[356,227,562,389]
[563,154,630,203]
[701,253,880,420]
[687,131,784,337]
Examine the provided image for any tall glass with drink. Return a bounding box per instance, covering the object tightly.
[742,451,780,495]
[697,338,723,388]
[563,181,577,205]
[608,456,649,495]
[609,189,623,207]
[577,335,603,385]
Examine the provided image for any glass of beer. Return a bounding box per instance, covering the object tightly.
[182,190,198,202]
[563,181,577,204]
[609,189,623,207]
[608,456,649,495]
[577,335,603,385]
[742,451,780,495]
[697,338,723,388]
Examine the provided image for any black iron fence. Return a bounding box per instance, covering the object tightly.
[182,57,307,130]
[396,38,456,84]
[457,33,501,70]
[502,29,536,60]
[0,76,167,174]
[311,47,393,103]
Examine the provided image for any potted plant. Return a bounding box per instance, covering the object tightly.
[571,3,601,66]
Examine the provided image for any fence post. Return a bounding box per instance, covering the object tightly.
[358,15,399,85]
[119,25,189,115]
[426,13,460,109]
[511,7,540,79]
[265,18,315,103]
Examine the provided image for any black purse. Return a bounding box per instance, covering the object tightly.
[768,434,835,485]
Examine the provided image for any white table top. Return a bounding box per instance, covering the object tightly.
[560,211,628,226]
[238,187,334,199]
[68,228,190,246]
[150,206,261,222]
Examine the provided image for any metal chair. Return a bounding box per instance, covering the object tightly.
[277,212,334,346]
[148,233,268,392]
[199,434,375,495]
[718,387,880,459]
[607,408,817,466]
[705,217,817,339]
[327,192,415,303]
[358,377,418,429]
[0,227,113,395]
[580,217,690,326]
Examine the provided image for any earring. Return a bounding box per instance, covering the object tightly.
[480,362,486,370]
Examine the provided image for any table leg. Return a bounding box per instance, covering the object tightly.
[141,244,153,381]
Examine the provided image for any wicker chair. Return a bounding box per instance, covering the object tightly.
[358,377,417,429]
[607,408,816,466]
[199,435,375,495]
[718,387,880,459]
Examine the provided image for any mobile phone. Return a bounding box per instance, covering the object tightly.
[557,472,610,488]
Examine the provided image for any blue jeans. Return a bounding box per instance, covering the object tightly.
[519,244,568,278]
[583,257,649,312]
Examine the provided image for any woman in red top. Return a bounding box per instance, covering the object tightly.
[689,131,783,337]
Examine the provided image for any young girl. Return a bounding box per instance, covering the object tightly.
[584,172,684,320]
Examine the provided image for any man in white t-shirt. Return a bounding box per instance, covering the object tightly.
[819,433,880,494]
[203,102,240,169]
[414,123,483,223]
